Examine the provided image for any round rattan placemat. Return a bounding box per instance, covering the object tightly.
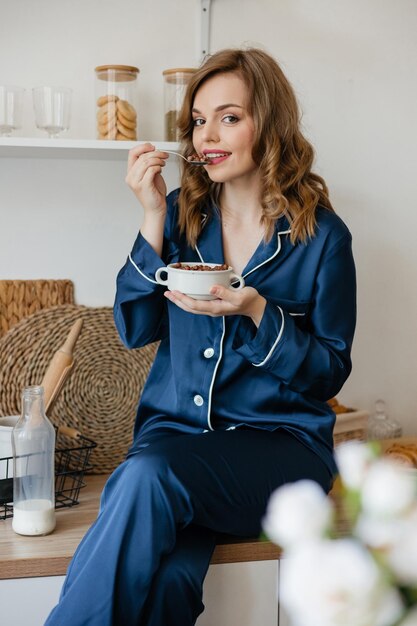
[0,305,158,472]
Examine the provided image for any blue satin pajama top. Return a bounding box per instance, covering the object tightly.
[114,189,356,475]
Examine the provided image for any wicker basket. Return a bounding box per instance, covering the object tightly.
[0,305,158,472]
[0,427,97,520]
[0,279,74,337]
[333,410,370,446]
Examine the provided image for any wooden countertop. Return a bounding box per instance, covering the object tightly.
[1,439,411,580]
[0,475,107,580]
[0,475,281,580]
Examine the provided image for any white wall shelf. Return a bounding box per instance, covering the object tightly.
[0,138,180,161]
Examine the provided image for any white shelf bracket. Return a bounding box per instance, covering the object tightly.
[199,0,212,63]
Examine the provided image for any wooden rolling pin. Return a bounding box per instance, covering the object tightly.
[41,319,83,414]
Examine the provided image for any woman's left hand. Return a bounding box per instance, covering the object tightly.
[164,285,267,327]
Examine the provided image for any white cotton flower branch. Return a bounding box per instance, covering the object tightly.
[360,460,417,518]
[335,440,377,490]
[280,538,404,626]
[262,479,333,550]
[263,441,417,626]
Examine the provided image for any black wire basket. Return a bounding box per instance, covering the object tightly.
[0,427,96,521]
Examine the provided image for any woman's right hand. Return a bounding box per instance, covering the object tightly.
[125,143,168,216]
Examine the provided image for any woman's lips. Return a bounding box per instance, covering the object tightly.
[203,151,230,165]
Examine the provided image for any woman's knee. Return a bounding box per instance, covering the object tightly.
[99,450,172,510]
[124,441,195,493]
[124,449,194,517]
[124,448,171,481]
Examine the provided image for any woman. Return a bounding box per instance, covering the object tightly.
[46,47,356,626]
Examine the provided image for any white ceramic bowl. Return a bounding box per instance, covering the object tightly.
[0,415,19,478]
[155,262,245,300]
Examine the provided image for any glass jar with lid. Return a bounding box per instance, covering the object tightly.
[367,399,402,440]
[163,68,196,142]
[94,65,139,141]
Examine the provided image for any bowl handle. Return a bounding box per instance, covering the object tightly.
[230,273,245,290]
[155,267,169,286]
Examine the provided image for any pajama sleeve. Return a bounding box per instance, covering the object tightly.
[232,234,356,401]
[113,192,180,349]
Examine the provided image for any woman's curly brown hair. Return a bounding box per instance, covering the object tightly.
[176,47,333,247]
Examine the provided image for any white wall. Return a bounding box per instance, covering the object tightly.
[1,0,416,430]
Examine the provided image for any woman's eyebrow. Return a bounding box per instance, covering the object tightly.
[192,103,244,114]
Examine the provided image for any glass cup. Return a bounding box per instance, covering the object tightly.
[33,86,72,138]
[0,86,25,136]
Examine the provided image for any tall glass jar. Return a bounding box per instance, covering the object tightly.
[163,68,196,141]
[94,65,139,141]
[12,386,56,536]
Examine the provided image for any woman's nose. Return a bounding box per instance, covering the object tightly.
[200,119,219,142]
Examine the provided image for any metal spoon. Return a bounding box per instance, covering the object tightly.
[162,149,211,166]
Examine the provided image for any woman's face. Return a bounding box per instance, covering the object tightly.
[192,72,258,184]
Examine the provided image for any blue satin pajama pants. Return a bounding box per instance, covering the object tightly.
[45,428,332,626]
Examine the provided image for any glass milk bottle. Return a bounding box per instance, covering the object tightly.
[12,386,56,536]
[163,68,196,141]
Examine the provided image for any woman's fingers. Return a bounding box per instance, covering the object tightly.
[126,156,167,192]
[141,164,164,187]
[125,143,169,214]
[127,142,155,172]
[164,290,235,317]
[164,286,264,322]
[127,144,169,175]
[208,285,241,303]
[130,156,165,182]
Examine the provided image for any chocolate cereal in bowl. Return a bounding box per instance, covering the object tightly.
[155,262,245,300]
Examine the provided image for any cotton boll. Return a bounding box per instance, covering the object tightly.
[335,441,375,490]
[280,539,404,626]
[386,507,417,585]
[389,528,417,585]
[361,460,417,518]
[262,480,332,549]
[355,515,401,549]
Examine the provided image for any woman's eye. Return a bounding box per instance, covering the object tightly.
[222,114,239,124]
[193,118,205,127]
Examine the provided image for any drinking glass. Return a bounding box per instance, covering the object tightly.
[33,86,72,138]
[0,86,25,136]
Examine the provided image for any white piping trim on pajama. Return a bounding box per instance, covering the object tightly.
[243,229,291,280]
[206,316,226,431]
[128,253,159,284]
[194,234,226,432]
[252,306,285,368]
[196,213,209,262]
[196,223,291,422]
[195,244,204,263]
